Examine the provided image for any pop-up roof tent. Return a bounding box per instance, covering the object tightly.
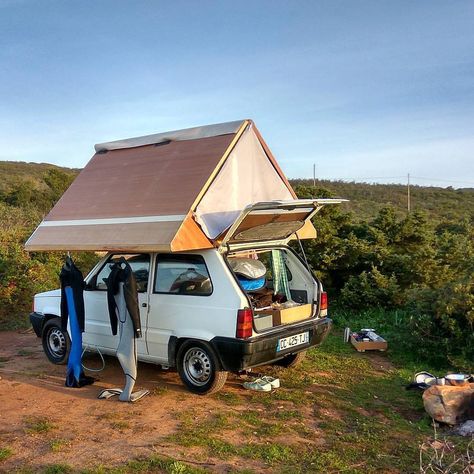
[25,119,342,252]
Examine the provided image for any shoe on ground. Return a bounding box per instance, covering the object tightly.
[260,376,280,389]
[243,378,272,392]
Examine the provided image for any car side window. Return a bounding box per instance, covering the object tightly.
[94,254,150,293]
[154,254,212,296]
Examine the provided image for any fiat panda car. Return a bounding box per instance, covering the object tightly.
[30,200,334,394]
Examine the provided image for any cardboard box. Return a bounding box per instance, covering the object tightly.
[255,303,313,326]
[350,335,387,352]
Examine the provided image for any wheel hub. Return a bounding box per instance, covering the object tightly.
[184,348,211,386]
[48,328,66,356]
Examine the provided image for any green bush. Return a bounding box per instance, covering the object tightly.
[339,267,401,309]
[0,173,472,369]
[0,202,98,329]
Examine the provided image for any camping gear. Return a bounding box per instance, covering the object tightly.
[407,372,471,391]
[229,258,267,291]
[350,329,387,352]
[59,256,94,388]
[104,260,149,402]
[415,372,437,385]
[229,258,266,279]
[271,250,292,301]
[257,302,313,326]
[446,374,470,386]
[236,275,266,291]
[25,119,347,395]
[25,120,321,252]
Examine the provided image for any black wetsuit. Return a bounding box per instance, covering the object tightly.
[106,258,142,338]
[60,256,85,333]
[59,256,94,388]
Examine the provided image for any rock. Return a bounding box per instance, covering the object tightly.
[422,384,474,425]
[454,420,474,437]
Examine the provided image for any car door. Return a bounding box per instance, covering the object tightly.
[82,253,151,355]
[146,253,214,362]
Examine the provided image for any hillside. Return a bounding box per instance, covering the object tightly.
[0,161,473,223]
[1,159,472,369]
[291,178,474,223]
[0,161,78,194]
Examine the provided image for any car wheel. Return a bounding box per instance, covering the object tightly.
[42,318,70,365]
[176,340,228,395]
[273,350,306,368]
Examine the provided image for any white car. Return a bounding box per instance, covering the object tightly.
[30,201,332,394]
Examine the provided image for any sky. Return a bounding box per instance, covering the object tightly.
[0,0,473,187]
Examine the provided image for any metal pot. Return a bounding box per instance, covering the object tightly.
[445,374,469,386]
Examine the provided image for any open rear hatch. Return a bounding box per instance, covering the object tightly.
[218,198,346,251]
[222,199,346,332]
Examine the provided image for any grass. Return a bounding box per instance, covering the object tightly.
[43,464,73,474]
[50,439,71,453]
[17,349,35,357]
[0,447,13,461]
[111,421,131,431]
[212,391,241,406]
[80,455,208,474]
[24,416,56,434]
[3,308,467,473]
[150,386,169,397]
[331,306,459,372]
[96,412,132,431]
[160,329,440,473]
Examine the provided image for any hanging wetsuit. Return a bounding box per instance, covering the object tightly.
[106,259,142,338]
[60,256,94,388]
[100,259,148,402]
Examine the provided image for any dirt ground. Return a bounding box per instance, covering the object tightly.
[0,330,267,473]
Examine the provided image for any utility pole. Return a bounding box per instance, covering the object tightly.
[313,163,316,188]
[407,173,411,213]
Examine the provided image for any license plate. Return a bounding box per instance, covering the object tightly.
[276,331,309,352]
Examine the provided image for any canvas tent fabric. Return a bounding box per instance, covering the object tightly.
[194,126,294,239]
[25,119,316,252]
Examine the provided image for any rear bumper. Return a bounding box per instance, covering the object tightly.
[211,317,332,372]
[30,312,45,337]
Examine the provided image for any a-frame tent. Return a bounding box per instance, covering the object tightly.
[25,119,317,252]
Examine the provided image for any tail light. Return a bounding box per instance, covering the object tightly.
[32,298,35,312]
[320,292,328,310]
[319,292,328,316]
[236,308,253,339]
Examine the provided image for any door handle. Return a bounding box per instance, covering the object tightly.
[141,303,147,308]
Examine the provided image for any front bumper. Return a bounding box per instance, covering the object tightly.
[211,317,332,372]
[30,312,46,337]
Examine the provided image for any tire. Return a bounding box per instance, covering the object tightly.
[273,350,307,368]
[176,340,228,395]
[42,318,70,365]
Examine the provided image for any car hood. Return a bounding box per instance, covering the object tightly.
[35,288,61,298]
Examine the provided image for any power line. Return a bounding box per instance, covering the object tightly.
[315,175,474,186]
[410,176,474,186]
